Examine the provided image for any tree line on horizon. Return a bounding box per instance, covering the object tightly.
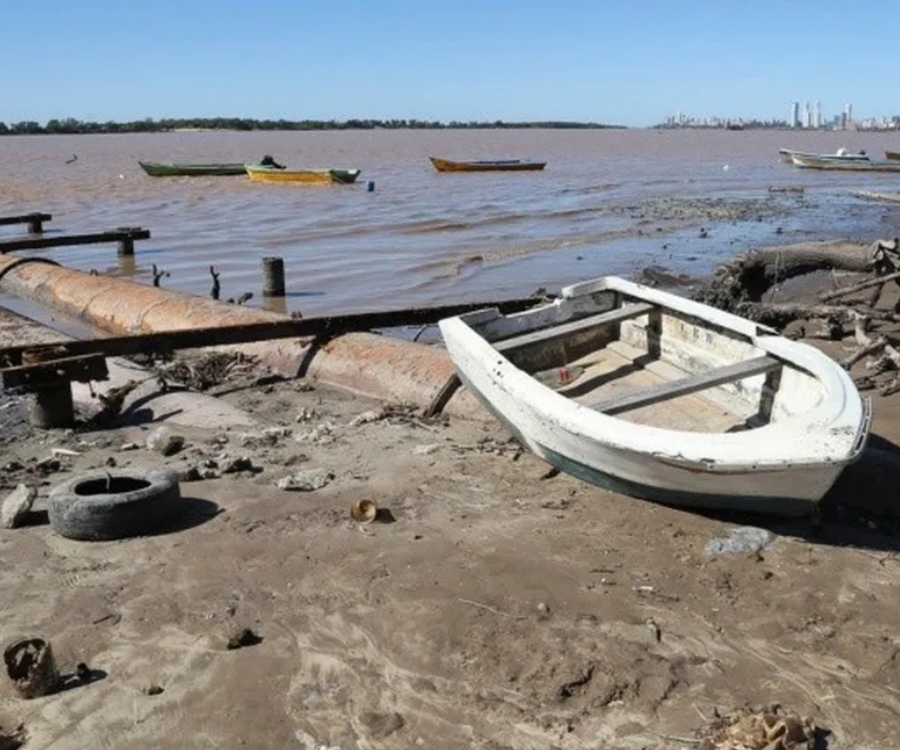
[0,117,625,135]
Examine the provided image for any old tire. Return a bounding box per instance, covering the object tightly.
[47,468,182,541]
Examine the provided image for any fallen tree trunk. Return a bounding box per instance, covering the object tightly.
[692,239,875,310]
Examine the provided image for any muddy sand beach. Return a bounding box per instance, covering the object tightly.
[1,247,900,750]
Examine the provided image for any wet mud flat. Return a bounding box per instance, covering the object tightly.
[0,335,897,749]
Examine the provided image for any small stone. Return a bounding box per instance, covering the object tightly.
[705,526,775,556]
[262,427,292,440]
[349,410,381,427]
[141,684,164,696]
[35,456,61,473]
[1,484,37,528]
[358,711,404,739]
[105,456,117,467]
[226,627,262,650]
[223,456,255,474]
[176,466,202,482]
[294,423,335,444]
[119,442,140,451]
[295,407,319,422]
[277,468,334,491]
[146,427,185,457]
[1,460,24,472]
[413,444,440,456]
[76,662,91,683]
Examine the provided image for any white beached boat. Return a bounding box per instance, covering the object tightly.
[438,277,870,517]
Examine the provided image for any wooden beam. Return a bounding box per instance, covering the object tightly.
[495,303,655,353]
[1,353,108,390]
[0,297,545,366]
[591,355,782,416]
[0,212,52,228]
[0,227,150,253]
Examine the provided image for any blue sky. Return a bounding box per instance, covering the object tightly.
[1,0,895,127]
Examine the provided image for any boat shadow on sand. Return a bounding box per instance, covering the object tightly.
[692,433,900,554]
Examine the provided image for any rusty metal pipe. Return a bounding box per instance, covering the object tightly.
[0,256,481,417]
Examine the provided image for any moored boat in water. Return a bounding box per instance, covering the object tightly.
[245,165,361,184]
[139,161,249,177]
[778,147,869,164]
[791,154,900,172]
[429,157,547,172]
[438,276,870,517]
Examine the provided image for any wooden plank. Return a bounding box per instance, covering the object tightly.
[495,302,655,353]
[591,355,782,416]
[1,353,108,389]
[0,297,545,365]
[0,227,150,253]
[0,212,52,227]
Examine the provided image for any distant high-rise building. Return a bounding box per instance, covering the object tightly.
[815,101,822,128]
[804,102,812,128]
[844,103,853,129]
[792,101,800,128]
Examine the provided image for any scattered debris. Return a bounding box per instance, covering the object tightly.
[696,706,818,750]
[154,351,258,392]
[350,499,378,524]
[3,638,59,699]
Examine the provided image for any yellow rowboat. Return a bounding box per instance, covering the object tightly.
[245,165,361,184]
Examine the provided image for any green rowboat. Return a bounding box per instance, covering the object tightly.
[138,161,248,177]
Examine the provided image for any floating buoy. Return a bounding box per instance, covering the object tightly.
[723,164,730,171]
[366,180,375,192]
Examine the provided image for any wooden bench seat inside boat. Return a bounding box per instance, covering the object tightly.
[589,355,782,415]
[495,302,655,353]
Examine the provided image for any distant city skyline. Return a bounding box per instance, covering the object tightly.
[661,101,900,131]
[3,0,900,128]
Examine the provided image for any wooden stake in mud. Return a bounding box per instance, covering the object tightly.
[262,257,285,297]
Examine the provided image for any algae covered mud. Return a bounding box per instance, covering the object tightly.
[3,128,900,316]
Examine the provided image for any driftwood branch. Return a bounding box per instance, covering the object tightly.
[853,314,900,372]
[733,302,900,330]
[820,268,900,302]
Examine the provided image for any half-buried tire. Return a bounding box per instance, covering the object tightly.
[48,468,182,541]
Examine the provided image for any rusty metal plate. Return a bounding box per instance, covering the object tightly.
[1,353,109,390]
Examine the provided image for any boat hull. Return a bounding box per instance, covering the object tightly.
[139,161,248,177]
[458,370,842,516]
[429,157,546,172]
[778,148,869,164]
[791,155,900,172]
[245,166,361,184]
[439,276,869,517]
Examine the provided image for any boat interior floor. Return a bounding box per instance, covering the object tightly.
[559,340,754,434]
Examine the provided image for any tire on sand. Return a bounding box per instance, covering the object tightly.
[48,468,182,541]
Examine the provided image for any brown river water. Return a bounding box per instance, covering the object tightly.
[2,128,900,317]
